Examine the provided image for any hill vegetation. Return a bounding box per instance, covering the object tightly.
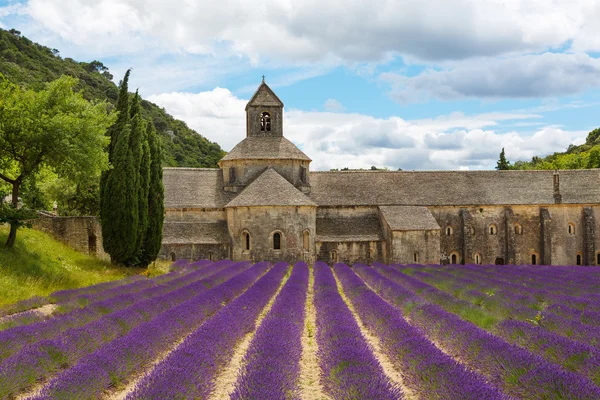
[509,128,600,170]
[0,225,170,306]
[0,28,225,169]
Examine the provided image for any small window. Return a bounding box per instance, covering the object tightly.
[207,252,214,261]
[303,231,310,251]
[514,224,523,235]
[446,226,453,236]
[489,224,497,235]
[367,248,373,259]
[273,232,281,250]
[597,253,600,266]
[568,223,576,235]
[243,231,251,251]
[260,112,271,131]
[300,166,308,184]
[451,253,458,264]
[576,254,582,266]
[229,167,236,183]
[531,254,537,265]
[414,252,419,263]
[330,250,338,263]
[170,252,176,262]
[474,253,481,265]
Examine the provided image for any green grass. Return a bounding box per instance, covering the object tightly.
[0,225,169,307]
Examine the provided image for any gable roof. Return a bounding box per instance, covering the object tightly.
[308,169,600,206]
[316,214,383,242]
[245,81,284,110]
[379,206,440,231]
[163,168,235,209]
[225,168,317,208]
[220,136,311,162]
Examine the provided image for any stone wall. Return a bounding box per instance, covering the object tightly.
[32,215,107,258]
[160,243,229,261]
[315,240,385,265]
[226,205,316,263]
[221,159,310,193]
[390,230,440,264]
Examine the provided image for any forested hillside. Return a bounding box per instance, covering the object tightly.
[0,28,225,168]
[511,129,600,170]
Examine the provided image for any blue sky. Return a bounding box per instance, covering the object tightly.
[1,0,600,170]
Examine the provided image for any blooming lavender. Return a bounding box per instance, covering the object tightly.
[34,261,273,400]
[337,263,504,399]
[357,265,600,399]
[231,262,309,399]
[313,262,402,400]
[127,262,289,399]
[0,260,250,398]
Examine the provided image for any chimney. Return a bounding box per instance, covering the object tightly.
[553,171,562,204]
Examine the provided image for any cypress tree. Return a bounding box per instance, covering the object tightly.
[136,111,151,262]
[107,69,131,162]
[139,122,164,266]
[496,148,511,170]
[123,91,144,265]
[101,124,139,264]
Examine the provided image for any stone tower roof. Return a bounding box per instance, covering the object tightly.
[245,81,284,111]
[379,206,441,231]
[220,136,311,162]
[225,168,317,208]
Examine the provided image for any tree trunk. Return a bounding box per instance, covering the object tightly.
[4,181,21,249]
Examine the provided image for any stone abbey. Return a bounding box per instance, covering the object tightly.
[160,81,600,266]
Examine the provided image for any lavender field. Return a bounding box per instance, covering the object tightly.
[1,260,600,399]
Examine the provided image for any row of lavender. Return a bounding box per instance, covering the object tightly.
[0,260,252,398]
[360,263,600,398]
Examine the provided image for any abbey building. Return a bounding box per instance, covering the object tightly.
[160,82,600,266]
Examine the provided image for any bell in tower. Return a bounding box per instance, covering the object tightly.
[245,79,284,138]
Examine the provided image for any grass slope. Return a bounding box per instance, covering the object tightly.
[0,226,166,307]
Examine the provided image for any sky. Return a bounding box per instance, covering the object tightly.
[1,0,600,171]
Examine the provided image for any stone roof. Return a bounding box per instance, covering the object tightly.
[163,168,235,209]
[220,137,311,162]
[225,168,317,208]
[308,170,600,206]
[245,81,283,110]
[316,214,383,242]
[379,206,441,231]
[162,221,229,244]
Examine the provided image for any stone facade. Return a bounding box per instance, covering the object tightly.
[160,82,600,266]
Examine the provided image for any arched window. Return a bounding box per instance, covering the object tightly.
[273,232,281,250]
[474,253,481,265]
[446,226,453,236]
[576,253,582,266]
[207,252,214,261]
[597,253,600,265]
[260,112,271,131]
[242,231,251,251]
[414,252,419,263]
[450,253,458,264]
[300,166,308,184]
[568,223,576,235]
[303,231,310,251]
[514,224,523,235]
[489,224,497,235]
[531,254,537,265]
[330,250,338,263]
[170,252,176,262]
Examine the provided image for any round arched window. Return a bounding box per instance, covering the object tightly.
[260,112,271,131]
[273,232,281,250]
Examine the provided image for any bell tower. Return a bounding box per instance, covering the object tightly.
[245,78,284,138]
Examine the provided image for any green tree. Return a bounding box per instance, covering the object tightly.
[0,75,114,248]
[100,124,138,264]
[139,122,164,266]
[496,148,511,170]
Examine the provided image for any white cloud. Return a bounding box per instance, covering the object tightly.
[147,87,586,171]
[323,99,345,112]
[17,0,600,64]
[382,52,600,102]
